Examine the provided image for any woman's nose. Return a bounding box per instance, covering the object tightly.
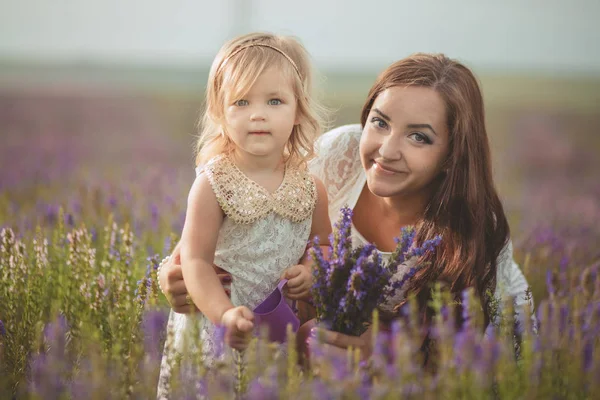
[379,134,403,161]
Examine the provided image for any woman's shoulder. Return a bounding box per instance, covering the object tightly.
[316,124,363,151]
[309,124,363,175]
[308,124,364,201]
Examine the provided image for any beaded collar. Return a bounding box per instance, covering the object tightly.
[203,155,317,224]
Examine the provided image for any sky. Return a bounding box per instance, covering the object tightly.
[1,0,599,75]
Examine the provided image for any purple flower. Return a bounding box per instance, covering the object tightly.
[246,377,279,399]
[108,195,118,209]
[29,317,70,397]
[0,319,5,336]
[559,304,569,334]
[392,226,416,264]
[65,213,74,227]
[461,289,472,328]
[453,330,474,369]
[44,204,59,224]
[43,315,68,351]
[142,309,168,359]
[546,270,555,295]
[29,353,65,396]
[406,235,443,259]
[310,206,441,336]
[150,203,160,231]
[583,338,594,372]
[311,379,336,400]
[213,325,226,359]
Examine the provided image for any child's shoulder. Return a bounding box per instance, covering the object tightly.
[186,167,221,215]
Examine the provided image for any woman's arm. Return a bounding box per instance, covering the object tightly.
[158,244,232,314]
[495,240,536,328]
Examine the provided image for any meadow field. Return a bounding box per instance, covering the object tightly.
[1,65,600,398]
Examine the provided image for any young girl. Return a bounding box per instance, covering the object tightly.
[157,32,331,397]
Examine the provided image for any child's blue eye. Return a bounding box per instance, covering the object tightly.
[235,99,249,106]
[268,99,282,105]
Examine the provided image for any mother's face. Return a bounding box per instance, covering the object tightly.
[359,86,450,199]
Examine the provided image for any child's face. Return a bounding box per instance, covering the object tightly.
[224,66,299,162]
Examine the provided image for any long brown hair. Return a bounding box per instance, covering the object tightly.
[361,53,510,327]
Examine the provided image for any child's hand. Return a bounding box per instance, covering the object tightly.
[281,264,313,301]
[220,306,254,350]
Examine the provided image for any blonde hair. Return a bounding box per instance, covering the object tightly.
[195,32,325,168]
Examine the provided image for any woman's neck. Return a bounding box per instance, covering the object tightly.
[371,190,430,228]
[353,185,431,252]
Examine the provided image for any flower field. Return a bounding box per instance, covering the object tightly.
[1,75,600,399]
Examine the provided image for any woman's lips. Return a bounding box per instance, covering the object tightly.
[373,161,403,175]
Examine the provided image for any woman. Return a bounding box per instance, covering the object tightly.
[158,53,532,360]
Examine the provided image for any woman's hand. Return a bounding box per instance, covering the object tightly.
[299,319,374,363]
[280,264,313,301]
[221,306,255,350]
[158,248,232,314]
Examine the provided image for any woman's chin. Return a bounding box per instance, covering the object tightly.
[366,180,402,198]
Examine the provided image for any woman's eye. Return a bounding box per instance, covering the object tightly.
[370,117,388,129]
[409,132,432,144]
[268,99,282,105]
[235,99,249,106]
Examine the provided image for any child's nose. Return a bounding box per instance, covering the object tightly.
[250,106,267,121]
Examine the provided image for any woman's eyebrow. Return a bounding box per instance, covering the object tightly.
[407,123,438,136]
[373,108,391,121]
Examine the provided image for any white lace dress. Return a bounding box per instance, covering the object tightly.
[307,124,534,321]
[157,155,317,399]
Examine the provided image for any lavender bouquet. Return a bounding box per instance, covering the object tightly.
[308,207,442,336]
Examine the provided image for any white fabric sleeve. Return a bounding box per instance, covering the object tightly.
[495,239,537,330]
[308,124,364,205]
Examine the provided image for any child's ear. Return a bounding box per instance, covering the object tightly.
[294,111,302,126]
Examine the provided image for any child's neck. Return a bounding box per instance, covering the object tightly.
[230,151,285,174]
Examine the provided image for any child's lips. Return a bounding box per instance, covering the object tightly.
[249,131,270,135]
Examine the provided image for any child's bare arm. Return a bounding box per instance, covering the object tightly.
[179,174,248,326]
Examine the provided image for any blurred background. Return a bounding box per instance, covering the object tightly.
[1,0,600,297]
